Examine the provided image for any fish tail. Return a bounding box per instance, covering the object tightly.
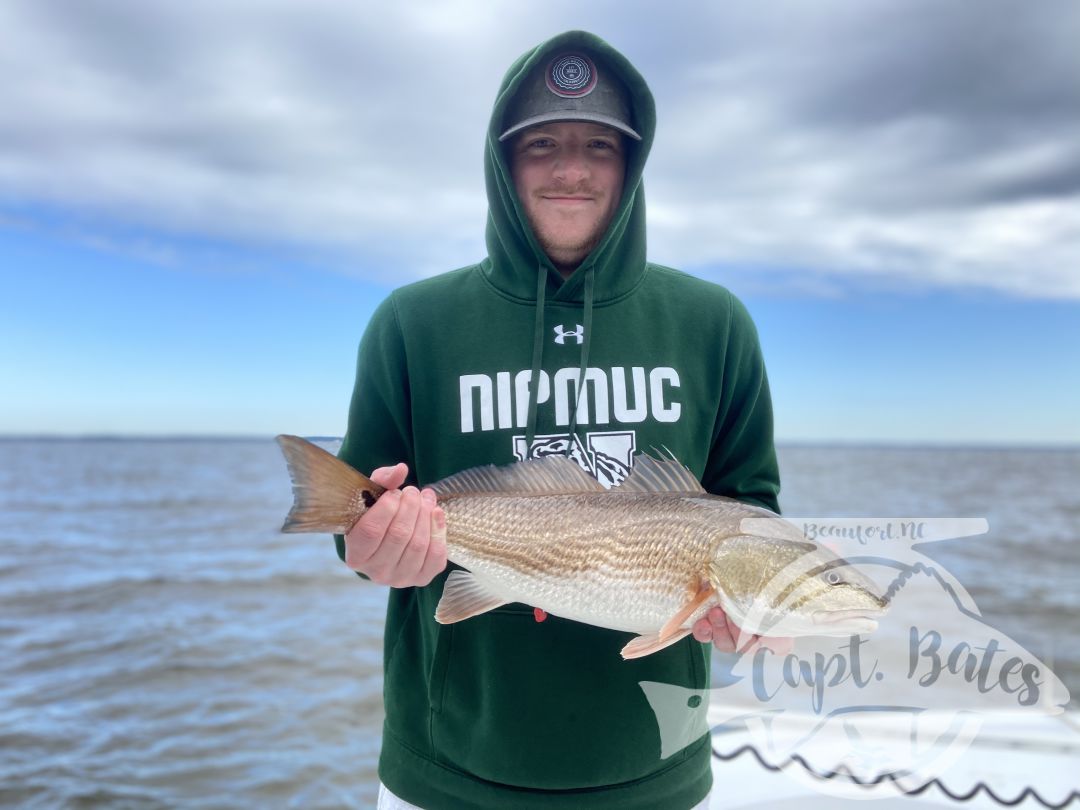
[276,434,386,533]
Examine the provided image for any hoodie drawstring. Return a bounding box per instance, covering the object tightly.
[524,265,547,448]
[564,266,594,458]
[524,264,595,458]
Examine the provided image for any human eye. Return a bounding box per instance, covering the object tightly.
[517,132,554,152]
[589,138,620,153]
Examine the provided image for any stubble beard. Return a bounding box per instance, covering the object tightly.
[527,206,609,276]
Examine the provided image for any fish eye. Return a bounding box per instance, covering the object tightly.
[826,571,842,585]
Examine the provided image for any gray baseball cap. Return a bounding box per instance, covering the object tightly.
[499,51,641,142]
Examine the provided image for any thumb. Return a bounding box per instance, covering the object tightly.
[370,462,409,490]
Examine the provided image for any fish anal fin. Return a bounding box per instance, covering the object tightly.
[659,581,715,640]
[434,570,508,624]
[621,627,693,660]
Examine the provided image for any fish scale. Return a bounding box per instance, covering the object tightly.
[441,493,719,634]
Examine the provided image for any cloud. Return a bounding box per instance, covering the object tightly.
[634,1,1080,297]
[2,0,1078,297]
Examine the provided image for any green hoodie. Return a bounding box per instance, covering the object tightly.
[337,30,780,809]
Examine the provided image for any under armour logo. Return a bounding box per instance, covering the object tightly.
[553,324,584,345]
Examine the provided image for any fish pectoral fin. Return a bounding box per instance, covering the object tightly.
[658,582,715,641]
[621,628,693,660]
[434,570,509,624]
[623,583,714,660]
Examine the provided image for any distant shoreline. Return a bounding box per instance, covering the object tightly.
[1,435,1076,451]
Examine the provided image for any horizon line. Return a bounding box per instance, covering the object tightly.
[1,433,1076,451]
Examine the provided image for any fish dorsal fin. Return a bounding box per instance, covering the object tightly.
[615,452,706,494]
[432,455,605,496]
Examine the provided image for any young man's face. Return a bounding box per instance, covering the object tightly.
[509,122,626,277]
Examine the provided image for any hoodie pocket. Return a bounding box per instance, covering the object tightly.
[429,607,706,790]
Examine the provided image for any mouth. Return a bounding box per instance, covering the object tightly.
[541,194,595,203]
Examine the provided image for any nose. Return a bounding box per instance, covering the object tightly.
[552,145,589,186]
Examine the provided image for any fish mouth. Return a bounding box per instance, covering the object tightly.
[811,608,885,634]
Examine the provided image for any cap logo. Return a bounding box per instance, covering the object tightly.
[546,54,597,98]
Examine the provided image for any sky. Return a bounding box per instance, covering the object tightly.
[1,0,1078,444]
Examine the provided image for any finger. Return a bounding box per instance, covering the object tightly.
[370,462,408,490]
[364,486,422,582]
[344,489,402,570]
[692,617,713,643]
[726,619,758,654]
[387,490,434,587]
[707,606,727,630]
[701,606,738,652]
[711,621,737,653]
[343,462,409,565]
[416,501,448,586]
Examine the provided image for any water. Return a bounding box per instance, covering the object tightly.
[1,439,1076,807]
[0,439,383,808]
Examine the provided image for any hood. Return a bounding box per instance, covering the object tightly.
[482,30,657,305]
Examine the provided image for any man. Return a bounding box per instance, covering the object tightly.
[336,30,780,809]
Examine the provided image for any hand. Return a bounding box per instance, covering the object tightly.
[692,606,794,656]
[343,462,448,587]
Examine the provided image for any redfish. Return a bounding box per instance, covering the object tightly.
[276,435,886,659]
